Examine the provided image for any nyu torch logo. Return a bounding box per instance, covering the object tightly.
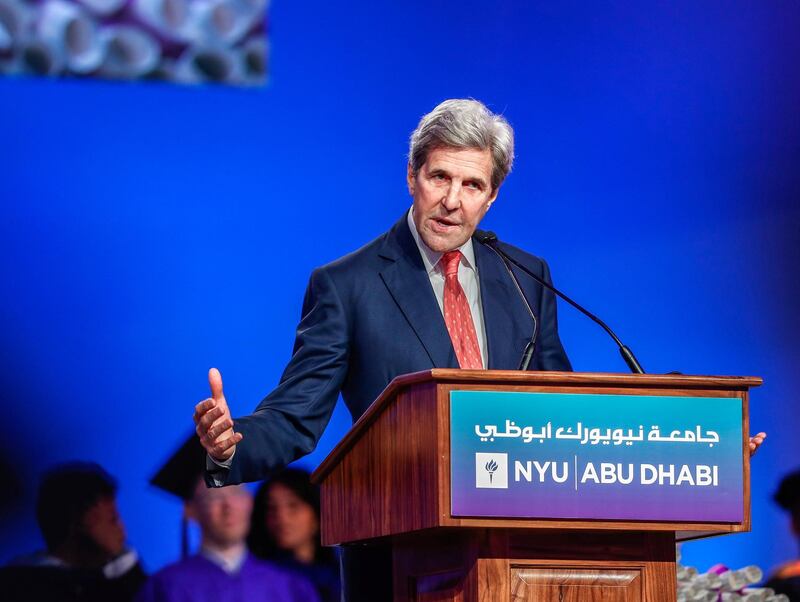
[475,453,508,489]
[485,459,499,483]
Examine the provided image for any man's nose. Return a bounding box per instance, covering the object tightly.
[442,181,462,210]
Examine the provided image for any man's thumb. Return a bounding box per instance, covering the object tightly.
[208,368,224,401]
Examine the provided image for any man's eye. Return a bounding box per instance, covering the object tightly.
[432,174,445,180]
[466,182,481,190]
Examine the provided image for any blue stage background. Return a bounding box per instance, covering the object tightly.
[1,0,798,576]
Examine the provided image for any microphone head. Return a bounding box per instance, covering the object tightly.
[474,229,498,244]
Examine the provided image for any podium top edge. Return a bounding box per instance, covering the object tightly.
[311,370,761,483]
[416,369,763,389]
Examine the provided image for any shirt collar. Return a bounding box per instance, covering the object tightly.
[407,207,477,275]
[200,546,247,575]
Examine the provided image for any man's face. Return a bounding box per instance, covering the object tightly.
[81,496,126,559]
[186,482,253,548]
[408,146,499,253]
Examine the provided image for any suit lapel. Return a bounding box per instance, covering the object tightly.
[378,214,458,368]
[474,240,534,370]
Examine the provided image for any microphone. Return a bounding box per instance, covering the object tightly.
[474,229,645,374]
[478,236,539,370]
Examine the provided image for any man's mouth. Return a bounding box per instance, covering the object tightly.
[430,217,460,232]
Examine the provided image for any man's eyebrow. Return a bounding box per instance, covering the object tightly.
[465,175,489,188]
[427,166,489,187]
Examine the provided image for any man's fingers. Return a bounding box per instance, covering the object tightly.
[196,369,237,459]
[193,398,216,422]
[197,424,235,451]
[210,432,243,458]
[206,417,235,441]
[196,405,225,432]
[208,368,224,401]
[748,432,767,457]
[194,417,233,442]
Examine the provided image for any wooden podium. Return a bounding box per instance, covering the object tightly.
[311,370,760,601]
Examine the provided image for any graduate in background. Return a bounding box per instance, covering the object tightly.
[765,469,800,601]
[1,462,146,602]
[248,469,341,602]
[137,435,318,602]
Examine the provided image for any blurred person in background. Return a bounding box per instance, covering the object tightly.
[136,476,318,602]
[765,468,800,600]
[1,462,146,602]
[248,468,341,602]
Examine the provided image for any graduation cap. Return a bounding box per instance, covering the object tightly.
[150,432,207,557]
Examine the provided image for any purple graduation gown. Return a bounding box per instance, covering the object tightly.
[135,554,320,602]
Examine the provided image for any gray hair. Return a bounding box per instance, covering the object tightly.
[408,99,515,191]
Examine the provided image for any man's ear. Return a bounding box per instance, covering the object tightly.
[406,163,416,196]
[486,186,500,210]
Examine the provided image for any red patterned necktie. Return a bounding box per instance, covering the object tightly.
[441,250,483,369]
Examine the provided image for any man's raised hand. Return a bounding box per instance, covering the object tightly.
[749,431,767,457]
[194,368,243,462]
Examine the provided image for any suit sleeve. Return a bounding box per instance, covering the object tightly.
[532,259,573,372]
[210,267,350,486]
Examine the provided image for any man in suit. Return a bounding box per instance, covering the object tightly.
[193,98,766,599]
[194,98,570,485]
[194,98,571,599]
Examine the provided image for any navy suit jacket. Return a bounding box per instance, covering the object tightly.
[222,212,571,485]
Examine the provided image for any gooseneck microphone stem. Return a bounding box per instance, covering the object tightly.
[482,243,539,370]
[474,230,646,374]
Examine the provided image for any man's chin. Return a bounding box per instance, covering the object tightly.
[209,531,248,548]
[421,231,466,253]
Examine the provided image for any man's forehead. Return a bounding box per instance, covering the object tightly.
[424,147,493,177]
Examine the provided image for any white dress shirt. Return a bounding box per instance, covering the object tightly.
[200,545,247,575]
[406,208,488,368]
